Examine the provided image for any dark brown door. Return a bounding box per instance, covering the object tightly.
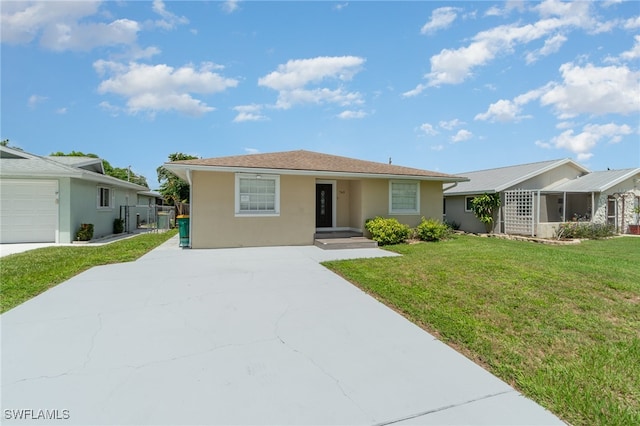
[316,184,333,228]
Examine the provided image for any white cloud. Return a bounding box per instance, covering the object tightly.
[526,33,567,63]
[244,147,260,154]
[152,0,189,30]
[540,63,640,118]
[27,94,47,109]
[338,110,367,119]
[409,0,603,89]
[623,16,640,30]
[478,61,640,123]
[56,107,67,114]
[99,101,120,117]
[258,56,365,109]
[430,144,445,151]
[419,123,438,135]
[438,118,465,130]
[451,129,473,143]
[1,1,141,51]
[233,105,268,122]
[95,61,239,116]
[221,1,241,14]
[542,122,632,160]
[621,35,640,60]
[475,99,522,122]
[421,7,460,35]
[334,3,349,12]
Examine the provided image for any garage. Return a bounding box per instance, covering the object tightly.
[0,179,58,243]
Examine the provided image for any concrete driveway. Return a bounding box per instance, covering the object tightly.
[1,236,563,425]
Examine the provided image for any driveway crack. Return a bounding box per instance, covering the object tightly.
[274,307,373,422]
[372,389,517,426]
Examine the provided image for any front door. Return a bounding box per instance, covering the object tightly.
[316,183,333,228]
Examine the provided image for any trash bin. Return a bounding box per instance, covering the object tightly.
[157,212,169,231]
[177,215,190,248]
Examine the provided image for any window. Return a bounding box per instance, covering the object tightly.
[389,181,419,214]
[235,174,280,216]
[98,187,112,208]
[465,196,474,212]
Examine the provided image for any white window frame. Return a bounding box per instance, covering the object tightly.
[389,180,420,214]
[235,173,280,217]
[465,196,474,212]
[97,186,113,209]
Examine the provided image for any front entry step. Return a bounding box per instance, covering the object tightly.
[314,236,378,250]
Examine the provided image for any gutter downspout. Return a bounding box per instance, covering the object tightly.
[443,182,458,192]
[186,169,193,248]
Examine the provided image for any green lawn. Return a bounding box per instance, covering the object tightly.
[0,230,177,314]
[323,235,640,426]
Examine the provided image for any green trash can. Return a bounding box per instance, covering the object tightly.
[177,215,190,247]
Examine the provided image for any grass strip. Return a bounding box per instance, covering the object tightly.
[1,230,177,313]
[323,235,640,426]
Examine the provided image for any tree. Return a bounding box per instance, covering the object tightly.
[156,153,199,211]
[50,151,148,187]
[470,193,501,233]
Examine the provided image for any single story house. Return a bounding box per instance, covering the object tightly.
[443,158,640,237]
[0,145,150,243]
[541,168,640,236]
[163,150,467,249]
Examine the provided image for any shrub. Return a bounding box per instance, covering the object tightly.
[416,218,452,242]
[365,217,410,245]
[556,222,616,240]
[113,218,124,234]
[76,223,94,241]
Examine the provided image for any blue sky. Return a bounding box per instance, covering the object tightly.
[2,0,639,188]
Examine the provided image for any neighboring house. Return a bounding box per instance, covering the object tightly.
[0,145,149,243]
[163,150,467,249]
[542,168,640,236]
[444,158,640,237]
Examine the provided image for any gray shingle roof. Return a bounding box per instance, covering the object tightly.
[444,159,589,195]
[167,150,467,182]
[0,146,148,190]
[542,168,640,193]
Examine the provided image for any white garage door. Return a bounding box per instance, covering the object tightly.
[0,180,58,243]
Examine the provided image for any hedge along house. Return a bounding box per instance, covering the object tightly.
[0,145,149,243]
[443,159,590,236]
[163,150,468,249]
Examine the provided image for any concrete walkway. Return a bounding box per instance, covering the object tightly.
[1,236,564,425]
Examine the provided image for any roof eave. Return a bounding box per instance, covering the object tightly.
[163,163,467,183]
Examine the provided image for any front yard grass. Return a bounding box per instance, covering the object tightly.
[1,230,177,314]
[323,235,640,426]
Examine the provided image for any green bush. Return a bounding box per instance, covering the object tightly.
[75,223,94,241]
[365,217,410,245]
[416,218,452,242]
[556,222,616,240]
[113,218,124,234]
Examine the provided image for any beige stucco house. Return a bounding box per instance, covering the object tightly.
[163,150,467,248]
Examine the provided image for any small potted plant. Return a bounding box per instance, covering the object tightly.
[629,206,640,235]
[75,223,94,242]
